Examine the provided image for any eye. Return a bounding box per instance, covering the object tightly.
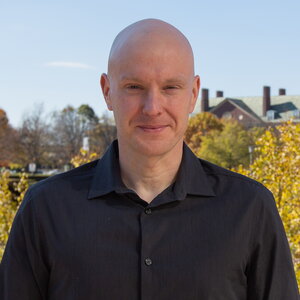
[164,85,181,92]
[126,85,142,90]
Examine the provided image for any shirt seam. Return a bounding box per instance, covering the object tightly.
[204,171,264,188]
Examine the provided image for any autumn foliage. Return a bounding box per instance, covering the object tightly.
[235,121,300,286]
[71,148,99,168]
[184,112,224,153]
[0,172,28,258]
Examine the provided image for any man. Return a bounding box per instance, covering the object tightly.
[0,19,299,299]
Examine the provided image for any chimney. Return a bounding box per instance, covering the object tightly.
[216,91,223,97]
[201,88,209,112]
[279,88,286,96]
[263,86,271,116]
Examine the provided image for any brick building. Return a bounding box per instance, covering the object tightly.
[194,86,300,127]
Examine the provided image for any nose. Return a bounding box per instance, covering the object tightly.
[142,88,163,116]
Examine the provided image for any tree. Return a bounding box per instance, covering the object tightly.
[70,112,117,168]
[0,109,18,167]
[51,105,91,165]
[88,113,117,155]
[78,104,98,124]
[0,109,9,131]
[198,121,264,169]
[184,112,224,153]
[236,121,300,288]
[18,104,51,167]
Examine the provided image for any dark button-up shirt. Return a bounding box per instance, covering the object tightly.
[1,141,299,299]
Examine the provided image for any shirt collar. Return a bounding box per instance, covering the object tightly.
[88,140,215,200]
[175,143,216,198]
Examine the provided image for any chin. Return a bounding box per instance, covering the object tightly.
[131,137,182,157]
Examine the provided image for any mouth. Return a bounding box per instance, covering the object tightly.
[137,125,168,133]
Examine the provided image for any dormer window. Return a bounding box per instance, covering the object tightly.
[222,111,232,119]
[293,109,300,119]
[266,110,276,121]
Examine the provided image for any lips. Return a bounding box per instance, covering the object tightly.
[137,125,168,133]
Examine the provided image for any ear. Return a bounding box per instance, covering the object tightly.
[100,73,113,111]
[189,75,200,113]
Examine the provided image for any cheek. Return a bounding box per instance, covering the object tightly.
[170,96,194,116]
[172,102,192,129]
[112,98,141,125]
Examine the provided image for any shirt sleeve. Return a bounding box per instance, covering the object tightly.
[0,189,49,300]
[246,186,299,299]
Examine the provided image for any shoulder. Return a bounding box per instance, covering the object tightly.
[30,159,99,194]
[199,158,274,202]
[198,159,282,242]
[200,158,266,188]
[19,160,99,211]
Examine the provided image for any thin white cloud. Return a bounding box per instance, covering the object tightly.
[44,61,95,69]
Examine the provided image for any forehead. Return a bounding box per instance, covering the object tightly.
[109,38,194,83]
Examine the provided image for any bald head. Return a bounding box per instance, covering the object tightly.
[100,18,200,158]
[107,19,195,77]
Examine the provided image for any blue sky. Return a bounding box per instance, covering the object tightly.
[1,0,299,127]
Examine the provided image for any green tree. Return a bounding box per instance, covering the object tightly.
[197,121,263,169]
[78,104,98,123]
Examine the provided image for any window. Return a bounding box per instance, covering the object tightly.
[293,109,300,119]
[222,111,232,120]
[266,110,276,121]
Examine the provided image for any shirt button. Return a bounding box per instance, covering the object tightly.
[145,258,152,266]
[144,208,152,215]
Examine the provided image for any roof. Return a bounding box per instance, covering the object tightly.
[194,95,300,123]
[210,98,262,122]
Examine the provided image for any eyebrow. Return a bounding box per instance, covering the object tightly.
[119,75,187,84]
[164,77,186,85]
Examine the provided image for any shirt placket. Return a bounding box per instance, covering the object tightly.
[139,206,155,300]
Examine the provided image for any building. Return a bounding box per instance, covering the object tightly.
[194,86,300,127]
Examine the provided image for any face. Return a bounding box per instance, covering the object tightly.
[101,37,200,158]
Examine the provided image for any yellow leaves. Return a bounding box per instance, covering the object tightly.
[236,120,300,288]
[0,171,28,259]
[184,112,224,153]
[70,148,98,168]
[14,172,29,204]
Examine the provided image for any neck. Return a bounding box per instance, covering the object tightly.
[118,141,183,203]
